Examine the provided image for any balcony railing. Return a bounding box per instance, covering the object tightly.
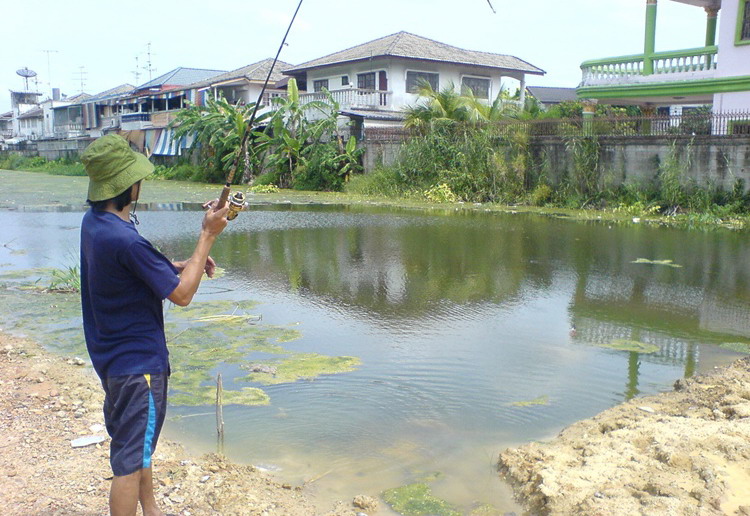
[581,46,718,87]
[300,88,392,110]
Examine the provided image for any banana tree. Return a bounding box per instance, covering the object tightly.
[171,95,271,183]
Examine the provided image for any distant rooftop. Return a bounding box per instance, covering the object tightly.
[189,58,293,89]
[17,106,43,119]
[86,84,135,102]
[137,67,226,90]
[285,31,545,76]
[526,86,578,105]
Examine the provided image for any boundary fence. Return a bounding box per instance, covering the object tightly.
[362,111,750,142]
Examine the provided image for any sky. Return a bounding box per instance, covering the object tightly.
[1,0,711,113]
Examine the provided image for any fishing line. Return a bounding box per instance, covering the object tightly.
[216,0,306,212]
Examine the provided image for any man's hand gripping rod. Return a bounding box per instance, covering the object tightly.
[213,0,305,220]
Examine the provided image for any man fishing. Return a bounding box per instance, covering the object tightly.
[79,134,228,516]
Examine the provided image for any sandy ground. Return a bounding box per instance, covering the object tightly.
[498,357,750,515]
[0,333,368,516]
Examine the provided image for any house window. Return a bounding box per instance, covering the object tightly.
[341,76,349,86]
[461,76,491,99]
[357,72,376,90]
[406,71,439,93]
[313,79,329,92]
[740,0,750,42]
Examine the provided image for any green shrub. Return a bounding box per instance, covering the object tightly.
[529,183,553,206]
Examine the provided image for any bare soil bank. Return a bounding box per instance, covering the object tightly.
[0,333,362,516]
[499,357,750,515]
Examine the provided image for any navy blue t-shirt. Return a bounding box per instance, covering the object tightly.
[80,209,179,379]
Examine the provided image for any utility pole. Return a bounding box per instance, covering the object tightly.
[41,49,59,96]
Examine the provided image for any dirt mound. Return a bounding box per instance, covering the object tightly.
[499,357,750,515]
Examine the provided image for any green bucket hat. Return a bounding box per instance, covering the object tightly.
[82,134,154,202]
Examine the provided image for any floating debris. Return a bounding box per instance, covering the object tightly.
[601,339,659,354]
[511,395,549,407]
[630,258,682,268]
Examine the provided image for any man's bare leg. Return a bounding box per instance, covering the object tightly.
[110,470,141,516]
[139,466,164,516]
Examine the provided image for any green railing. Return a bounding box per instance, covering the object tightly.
[581,46,718,86]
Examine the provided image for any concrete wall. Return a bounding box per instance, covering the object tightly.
[360,135,750,192]
[36,138,94,160]
[528,136,750,191]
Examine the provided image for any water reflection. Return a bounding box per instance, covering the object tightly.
[3,204,750,514]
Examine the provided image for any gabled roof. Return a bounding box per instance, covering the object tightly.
[18,107,43,119]
[137,67,226,90]
[0,111,12,119]
[526,86,577,104]
[65,92,93,103]
[86,83,135,102]
[188,58,294,89]
[284,31,545,76]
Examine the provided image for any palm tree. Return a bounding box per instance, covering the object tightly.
[404,81,472,132]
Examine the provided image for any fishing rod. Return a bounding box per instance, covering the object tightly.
[216,0,305,220]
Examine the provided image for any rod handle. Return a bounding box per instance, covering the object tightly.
[215,184,231,211]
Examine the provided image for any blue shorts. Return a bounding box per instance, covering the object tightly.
[102,373,168,477]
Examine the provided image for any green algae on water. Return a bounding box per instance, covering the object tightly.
[511,395,549,407]
[601,339,659,354]
[240,354,361,385]
[0,282,360,407]
[719,342,750,354]
[630,258,682,268]
[382,482,460,516]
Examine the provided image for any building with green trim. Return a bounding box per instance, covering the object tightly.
[577,0,750,113]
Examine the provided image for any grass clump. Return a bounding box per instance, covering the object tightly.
[0,153,85,176]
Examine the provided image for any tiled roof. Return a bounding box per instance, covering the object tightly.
[17,107,43,119]
[86,84,135,102]
[285,32,544,75]
[65,92,93,103]
[188,58,294,89]
[526,86,578,104]
[137,67,226,90]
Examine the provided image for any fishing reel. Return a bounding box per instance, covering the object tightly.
[227,191,247,221]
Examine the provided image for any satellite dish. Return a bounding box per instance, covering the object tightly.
[16,68,37,78]
[16,67,38,91]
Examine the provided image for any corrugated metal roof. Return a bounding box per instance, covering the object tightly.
[526,86,578,104]
[86,84,135,102]
[188,58,294,89]
[340,110,405,121]
[285,32,544,76]
[137,67,226,90]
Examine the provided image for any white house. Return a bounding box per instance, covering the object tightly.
[283,31,545,125]
[9,90,42,139]
[578,0,750,115]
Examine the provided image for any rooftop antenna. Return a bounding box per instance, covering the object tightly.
[143,42,156,81]
[73,66,88,92]
[41,49,59,95]
[133,55,142,85]
[16,67,37,91]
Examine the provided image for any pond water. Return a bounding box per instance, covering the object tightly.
[2,200,749,515]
